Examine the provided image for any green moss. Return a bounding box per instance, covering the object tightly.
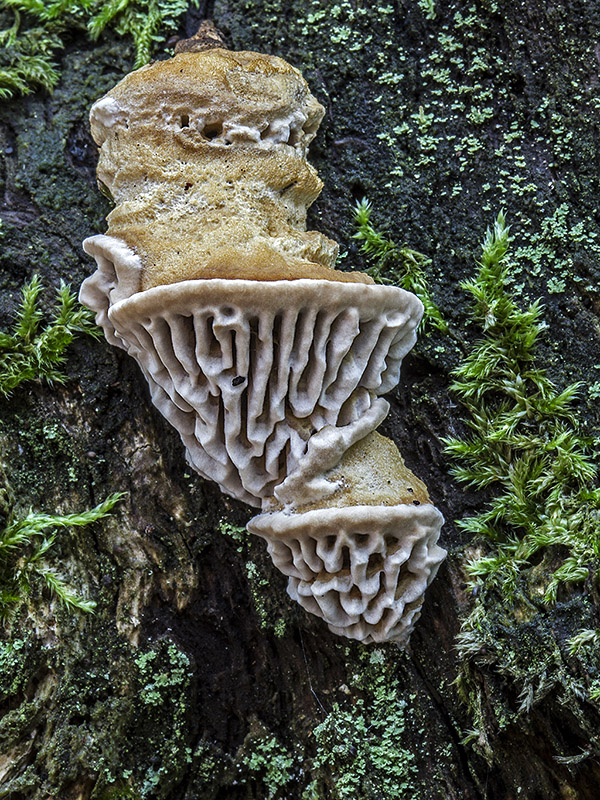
[0,487,123,616]
[353,198,447,332]
[0,274,99,397]
[87,0,199,69]
[0,275,107,503]
[446,214,600,758]
[0,0,198,99]
[446,214,600,601]
[0,6,62,98]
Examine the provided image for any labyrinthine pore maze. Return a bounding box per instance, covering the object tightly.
[80,31,445,644]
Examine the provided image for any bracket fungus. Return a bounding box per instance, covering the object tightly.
[80,25,446,644]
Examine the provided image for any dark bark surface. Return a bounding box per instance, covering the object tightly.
[2,1,600,798]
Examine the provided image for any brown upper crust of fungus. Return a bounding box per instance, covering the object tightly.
[90,48,373,289]
[174,20,227,53]
[94,50,323,137]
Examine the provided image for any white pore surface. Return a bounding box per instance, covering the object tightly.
[248,504,446,643]
[80,236,424,506]
[108,282,421,504]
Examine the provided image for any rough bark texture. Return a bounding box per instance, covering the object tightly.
[1,1,600,798]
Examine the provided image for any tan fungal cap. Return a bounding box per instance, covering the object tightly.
[88,44,371,288]
[279,431,431,515]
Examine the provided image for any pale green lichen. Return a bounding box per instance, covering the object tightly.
[219,518,288,637]
[237,722,298,800]
[417,0,436,21]
[303,649,417,800]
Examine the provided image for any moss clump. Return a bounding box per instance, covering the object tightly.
[0,484,123,616]
[353,198,447,333]
[0,281,122,615]
[86,0,199,68]
[446,213,600,758]
[0,0,199,99]
[0,274,99,397]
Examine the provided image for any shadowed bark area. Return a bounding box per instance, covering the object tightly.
[1,1,600,798]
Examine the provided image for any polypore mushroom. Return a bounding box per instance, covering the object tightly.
[80,26,445,644]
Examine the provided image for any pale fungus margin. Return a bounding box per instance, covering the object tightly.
[79,25,446,644]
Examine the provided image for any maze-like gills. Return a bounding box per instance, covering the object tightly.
[249,504,446,643]
[102,276,423,504]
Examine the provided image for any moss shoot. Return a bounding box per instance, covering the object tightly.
[446,213,600,758]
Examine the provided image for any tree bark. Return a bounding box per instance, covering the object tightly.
[2,0,600,798]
